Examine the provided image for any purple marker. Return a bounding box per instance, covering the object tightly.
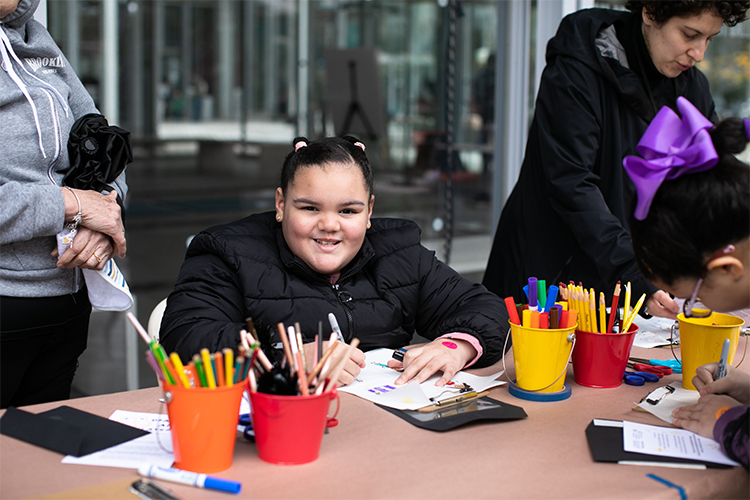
[528,277,538,311]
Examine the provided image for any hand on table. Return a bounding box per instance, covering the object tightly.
[693,362,750,405]
[645,290,679,319]
[303,340,365,387]
[388,338,476,387]
[672,393,743,439]
[53,227,114,271]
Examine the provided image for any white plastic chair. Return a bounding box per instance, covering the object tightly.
[147,298,168,342]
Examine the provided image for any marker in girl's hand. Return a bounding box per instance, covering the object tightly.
[716,338,730,380]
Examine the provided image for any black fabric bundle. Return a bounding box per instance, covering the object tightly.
[61,113,132,192]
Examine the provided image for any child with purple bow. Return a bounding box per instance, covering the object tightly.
[625,96,749,469]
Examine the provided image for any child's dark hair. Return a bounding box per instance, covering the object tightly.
[625,1,750,26]
[629,118,750,285]
[279,135,374,196]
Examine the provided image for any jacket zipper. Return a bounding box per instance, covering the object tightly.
[289,252,374,342]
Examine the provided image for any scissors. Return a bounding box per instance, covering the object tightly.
[629,357,682,374]
[628,362,672,377]
[239,413,255,442]
[624,370,660,385]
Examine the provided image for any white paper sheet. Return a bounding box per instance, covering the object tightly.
[62,410,174,469]
[635,385,699,424]
[622,420,739,467]
[337,348,506,410]
[632,316,679,348]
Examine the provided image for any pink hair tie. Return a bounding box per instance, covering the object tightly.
[353,141,366,152]
[294,141,307,151]
[743,118,750,143]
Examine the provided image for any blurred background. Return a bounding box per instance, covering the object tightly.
[35,0,749,396]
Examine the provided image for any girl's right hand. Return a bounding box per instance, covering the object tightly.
[693,362,750,406]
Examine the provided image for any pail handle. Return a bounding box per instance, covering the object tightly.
[326,390,340,428]
[501,328,576,392]
[671,322,749,369]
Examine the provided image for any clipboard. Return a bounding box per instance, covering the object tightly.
[585,419,730,469]
[376,396,527,431]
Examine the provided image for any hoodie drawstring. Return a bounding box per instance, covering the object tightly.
[0,24,69,159]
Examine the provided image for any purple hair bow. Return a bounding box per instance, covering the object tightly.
[623,96,718,220]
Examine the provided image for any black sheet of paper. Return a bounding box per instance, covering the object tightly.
[377,396,527,431]
[585,420,731,469]
[0,405,148,457]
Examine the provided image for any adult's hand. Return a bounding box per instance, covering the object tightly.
[62,188,126,257]
[388,338,476,386]
[54,227,113,271]
[672,393,742,439]
[693,362,750,405]
[645,290,679,319]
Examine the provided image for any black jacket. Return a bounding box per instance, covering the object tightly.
[161,212,508,367]
[483,9,715,306]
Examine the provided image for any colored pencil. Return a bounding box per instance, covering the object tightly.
[200,348,217,389]
[169,352,191,388]
[599,292,607,333]
[622,293,646,334]
[214,351,225,386]
[277,322,295,369]
[223,348,234,387]
[607,281,621,334]
[193,354,208,387]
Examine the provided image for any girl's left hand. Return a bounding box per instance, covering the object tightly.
[672,394,742,439]
[388,338,476,387]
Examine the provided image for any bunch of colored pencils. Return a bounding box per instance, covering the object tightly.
[127,312,252,388]
[248,320,360,397]
[558,281,645,334]
[504,277,577,329]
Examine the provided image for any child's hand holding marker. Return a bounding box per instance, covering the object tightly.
[387,338,478,387]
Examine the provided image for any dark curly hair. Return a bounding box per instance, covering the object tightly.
[625,1,750,26]
[280,135,374,196]
[629,118,750,285]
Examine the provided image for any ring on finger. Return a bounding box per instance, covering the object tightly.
[93,252,103,264]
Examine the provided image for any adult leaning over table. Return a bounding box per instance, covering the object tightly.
[160,136,508,388]
[482,0,749,321]
[0,0,128,409]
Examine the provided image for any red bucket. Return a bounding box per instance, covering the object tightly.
[249,389,339,465]
[572,324,638,388]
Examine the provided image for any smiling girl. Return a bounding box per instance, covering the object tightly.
[161,136,509,388]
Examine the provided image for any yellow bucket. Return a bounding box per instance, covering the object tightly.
[678,312,743,390]
[510,321,576,393]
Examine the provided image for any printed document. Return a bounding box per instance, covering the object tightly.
[623,420,738,467]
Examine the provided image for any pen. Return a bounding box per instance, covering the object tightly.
[716,338,730,380]
[544,285,559,315]
[138,465,241,495]
[528,277,538,311]
[328,313,346,343]
[504,296,521,325]
[392,347,407,362]
[537,279,546,313]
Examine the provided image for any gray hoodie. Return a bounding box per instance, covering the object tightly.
[0,0,128,297]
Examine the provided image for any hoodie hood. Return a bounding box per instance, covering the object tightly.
[1,0,39,29]
[546,8,668,122]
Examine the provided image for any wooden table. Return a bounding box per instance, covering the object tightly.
[1,344,747,500]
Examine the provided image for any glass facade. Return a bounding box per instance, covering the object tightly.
[41,0,748,394]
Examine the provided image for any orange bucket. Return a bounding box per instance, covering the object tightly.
[164,382,245,473]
